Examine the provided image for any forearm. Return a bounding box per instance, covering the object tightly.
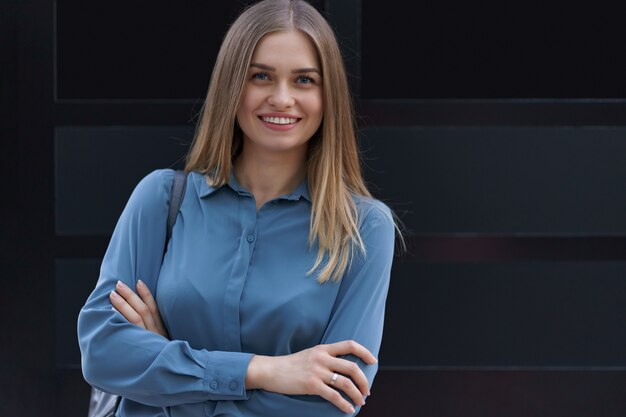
[205,382,374,417]
[78,304,253,407]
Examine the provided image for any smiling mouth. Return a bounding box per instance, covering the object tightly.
[259,116,299,125]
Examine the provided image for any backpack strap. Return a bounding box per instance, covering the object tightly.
[165,170,188,252]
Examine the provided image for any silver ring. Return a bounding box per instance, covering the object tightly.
[330,372,339,385]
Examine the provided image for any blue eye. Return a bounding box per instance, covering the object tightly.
[296,75,313,84]
[252,72,270,81]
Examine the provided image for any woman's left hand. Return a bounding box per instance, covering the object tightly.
[110,280,169,339]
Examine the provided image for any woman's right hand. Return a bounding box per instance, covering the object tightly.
[246,341,376,414]
[109,279,169,339]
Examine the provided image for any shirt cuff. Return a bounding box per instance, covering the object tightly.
[203,351,254,400]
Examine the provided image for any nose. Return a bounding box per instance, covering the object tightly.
[267,82,295,109]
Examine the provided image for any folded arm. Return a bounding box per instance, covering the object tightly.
[78,170,254,407]
[109,197,396,416]
[224,201,396,416]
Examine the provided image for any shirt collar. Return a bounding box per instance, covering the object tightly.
[228,172,311,203]
[285,177,311,203]
[196,170,310,202]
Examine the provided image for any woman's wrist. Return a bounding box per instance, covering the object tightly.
[245,354,270,390]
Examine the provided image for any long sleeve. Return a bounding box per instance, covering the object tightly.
[77,170,253,407]
[209,200,396,417]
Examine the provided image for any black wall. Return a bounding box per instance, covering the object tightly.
[2,1,626,416]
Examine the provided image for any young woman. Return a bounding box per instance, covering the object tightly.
[78,1,397,416]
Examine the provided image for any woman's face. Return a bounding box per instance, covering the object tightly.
[236,30,323,159]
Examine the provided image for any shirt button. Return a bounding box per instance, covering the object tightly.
[247,234,255,243]
[210,380,218,389]
[229,380,239,391]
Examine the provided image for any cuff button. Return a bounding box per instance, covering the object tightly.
[229,380,238,391]
[210,380,218,389]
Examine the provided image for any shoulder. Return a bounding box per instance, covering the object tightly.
[353,195,394,231]
[124,169,176,216]
[342,195,395,279]
[352,195,395,248]
[133,168,175,194]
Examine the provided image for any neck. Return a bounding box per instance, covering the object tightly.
[234,148,306,209]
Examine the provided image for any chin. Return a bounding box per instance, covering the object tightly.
[248,137,310,155]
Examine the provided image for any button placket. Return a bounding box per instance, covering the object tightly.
[223,194,257,352]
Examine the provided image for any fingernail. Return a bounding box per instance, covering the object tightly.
[349,406,355,413]
[137,279,145,288]
[110,290,119,299]
[116,280,124,289]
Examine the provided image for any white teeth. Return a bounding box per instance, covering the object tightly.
[262,116,297,125]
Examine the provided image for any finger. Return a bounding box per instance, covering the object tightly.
[110,291,146,329]
[115,281,157,331]
[330,358,370,396]
[325,340,377,365]
[327,371,366,407]
[135,280,157,315]
[318,383,356,414]
[136,280,167,334]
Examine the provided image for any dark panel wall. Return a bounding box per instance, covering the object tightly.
[361,0,626,99]
[55,126,192,234]
[382,262,626,367]
[55,0,325,100]
[3,1,626,416]
[56,259,100,368]
[360,126,626,234]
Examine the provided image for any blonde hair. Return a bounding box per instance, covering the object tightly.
[185,0,376,283]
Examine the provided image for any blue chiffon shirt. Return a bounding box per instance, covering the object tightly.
[77,169,395,417]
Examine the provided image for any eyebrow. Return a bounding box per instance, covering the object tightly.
[250,63,321,75]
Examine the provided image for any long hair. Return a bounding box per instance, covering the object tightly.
[185,0,375,283]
